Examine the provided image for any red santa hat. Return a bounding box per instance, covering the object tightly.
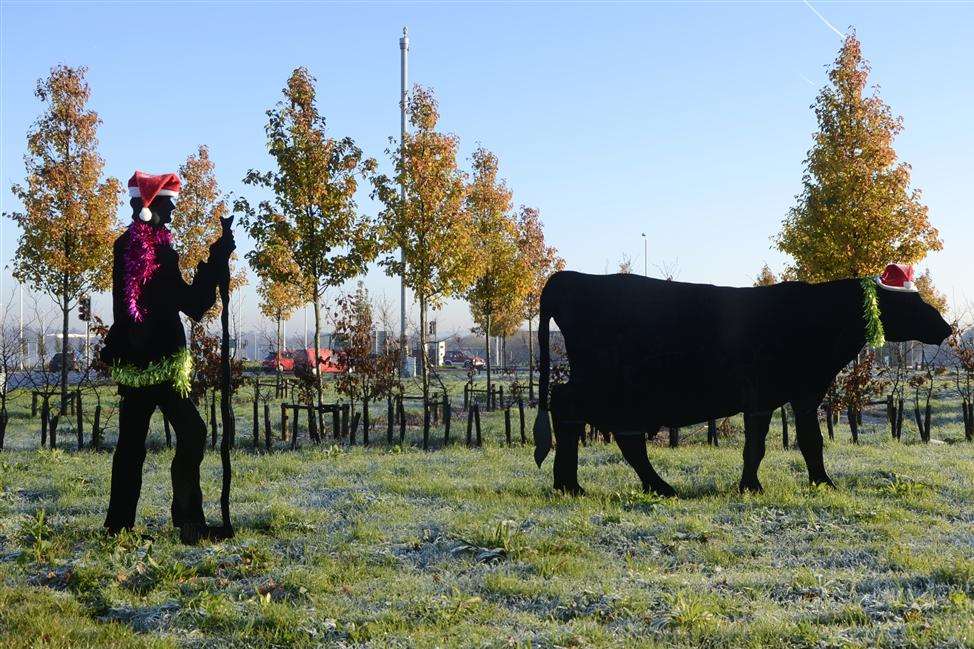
[128,171,180,222]
[876,263,916,292]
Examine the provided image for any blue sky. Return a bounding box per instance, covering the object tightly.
[2,1,972,337]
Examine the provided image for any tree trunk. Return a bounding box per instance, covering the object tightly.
[253,387,260,449]
[485,312,492,412]
[92,404,101,450]
[363,397,370,446]
[312,292,323,415]
[59,288,70,421]
[0,407,7,451]
[913,402,924,443]
[923,398,931,443]
[75,391,84,449]
[528,317,535,403]
[887,394,896,440]
[210,390,218,449]
[964,400,973,441]
[264,403,272,452]
[41,397,49,447]
[896,398,904,441]
[419,292,430,413]
[780,408,788,449]
[847,405,859,444]
[276,314,283,396]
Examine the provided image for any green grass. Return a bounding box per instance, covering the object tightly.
[0,376,972,647]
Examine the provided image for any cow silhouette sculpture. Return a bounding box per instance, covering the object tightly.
[533,268,952,495]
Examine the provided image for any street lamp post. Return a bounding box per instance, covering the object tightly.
[641,233,648,276]
[399,27,409,371]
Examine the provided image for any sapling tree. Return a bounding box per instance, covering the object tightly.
[515,206,563,402]
[464,147,527,409]
[333,284,399,443]
[253,226,305,392]
[947,324,974,441]
[238,67,380,414]
[838,351,880,444]
[881,343,910,441]
[6,65,122,418]
[372,85,476,411]
[776,33,941,282]
[908,348,947,443]
[173,145,246,346]
[753,265,778,287]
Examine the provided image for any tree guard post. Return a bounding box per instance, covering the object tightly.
[518,398,526,445]
[443,393,451,445]
[474,403,482,447]
[504,406,512,445]
[264,403,272,452]
[398,396,405,444]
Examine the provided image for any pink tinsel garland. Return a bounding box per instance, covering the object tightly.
[124,221,172,322]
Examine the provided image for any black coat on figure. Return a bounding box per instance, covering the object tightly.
[100,228,229,369]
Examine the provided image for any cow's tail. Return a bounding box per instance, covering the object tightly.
[533,288,553,468]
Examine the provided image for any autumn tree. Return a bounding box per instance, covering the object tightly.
[6,65,121,416]
[516,206,564,402]
[333,283,399,444]
[914,268,948,315]
[753,264,778,287]
[174,144,246,362]
[237,67,380,411]
[776,33,941,282]
[253,220,305,388]
[463,147,527,406]
[372,85,476,409]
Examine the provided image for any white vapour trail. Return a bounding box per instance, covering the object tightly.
[803,0,845,40]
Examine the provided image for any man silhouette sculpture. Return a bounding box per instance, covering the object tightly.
[100,171,234,544]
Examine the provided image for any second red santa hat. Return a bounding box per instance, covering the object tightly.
[128,171,181,222]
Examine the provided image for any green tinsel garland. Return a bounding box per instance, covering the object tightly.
[111,347,193,397]
[860,278,886,349]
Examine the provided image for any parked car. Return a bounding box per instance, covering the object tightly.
[292,348,344,374]
[464,355,486,371]
[443,350,468,367]
[48,351,80,373]
[262,350,296,373]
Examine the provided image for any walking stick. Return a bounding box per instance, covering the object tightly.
[217,215,235,539]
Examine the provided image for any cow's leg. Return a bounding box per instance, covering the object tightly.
[551,383,585,495]
[740,411,772,493]
[614,429,676,497]
[792,399,836,488]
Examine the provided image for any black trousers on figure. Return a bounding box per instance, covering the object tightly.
[105,383,207,531]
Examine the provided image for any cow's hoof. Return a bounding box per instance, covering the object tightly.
[647,482,677,498]
[811,476,837,489]
[739,480,763,494]
[555,483,586,496]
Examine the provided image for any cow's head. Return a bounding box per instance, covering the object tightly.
[875,284,952,345]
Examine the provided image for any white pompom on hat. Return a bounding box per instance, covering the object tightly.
[128,171,181,221]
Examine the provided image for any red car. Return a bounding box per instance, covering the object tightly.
[262,350,295,373]
[293,348,344,374]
